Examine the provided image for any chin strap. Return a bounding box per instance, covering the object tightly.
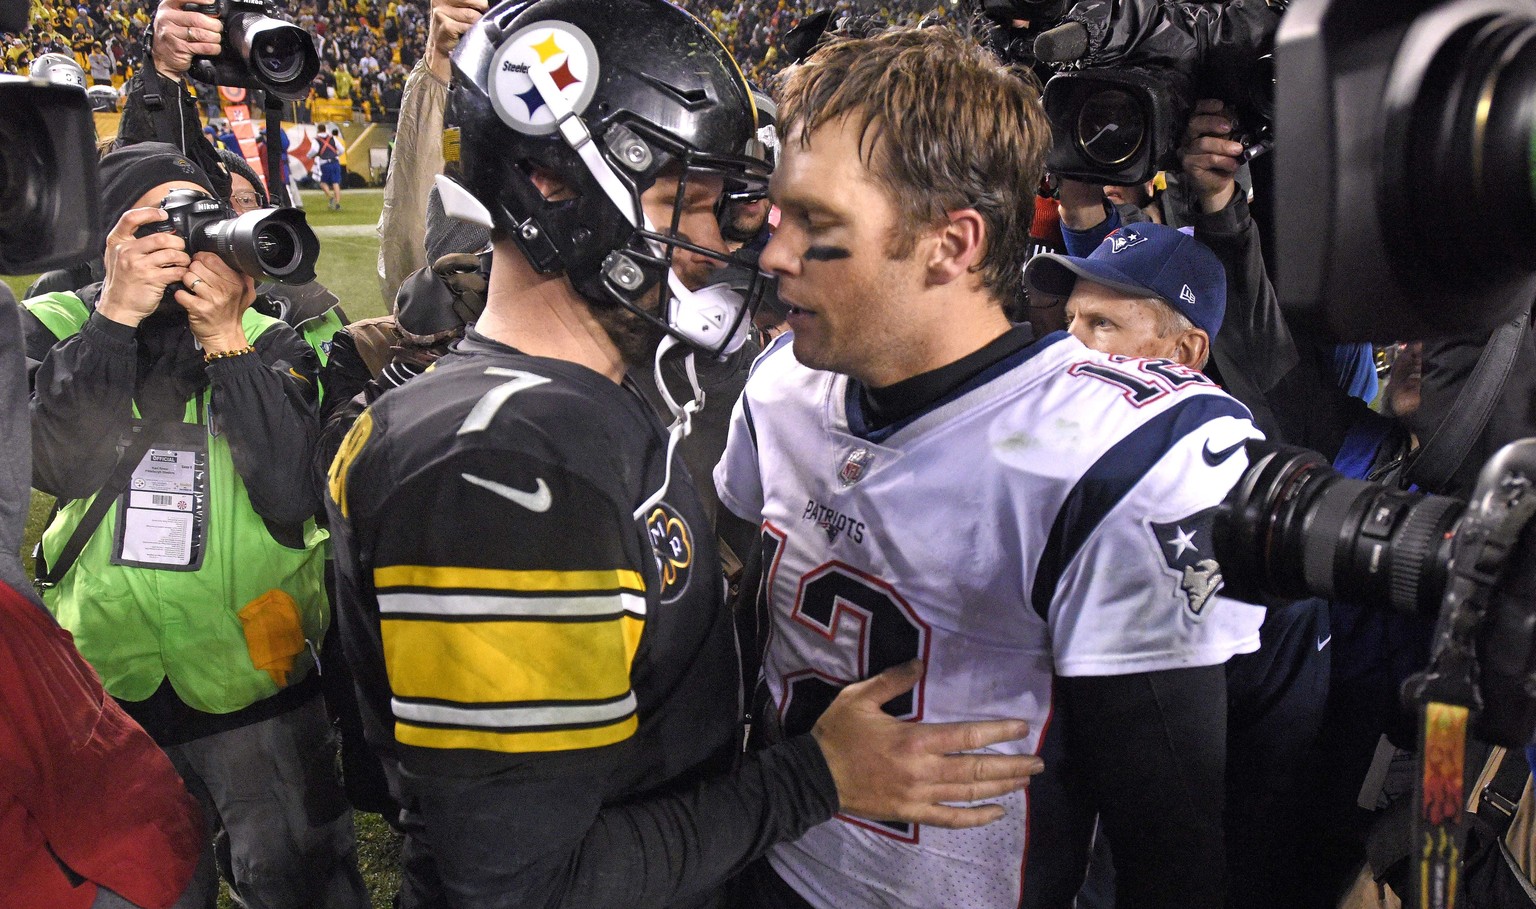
[633,334,705,521]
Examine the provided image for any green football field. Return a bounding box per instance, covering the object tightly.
[7,188,404,907]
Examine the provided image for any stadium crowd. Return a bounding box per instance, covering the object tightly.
[6,1,1536,909]
[3,0,949,116]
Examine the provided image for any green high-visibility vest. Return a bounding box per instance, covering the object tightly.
[27,292,329,714]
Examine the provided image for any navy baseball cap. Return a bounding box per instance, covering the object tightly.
[1024,222,1227,337]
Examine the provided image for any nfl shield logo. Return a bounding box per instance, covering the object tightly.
[839,448,874,487]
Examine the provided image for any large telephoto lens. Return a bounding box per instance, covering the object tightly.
[1383,8,1536,289]
[229,13,319,100]
[204,207,319,283]
[1213,441,1463,616]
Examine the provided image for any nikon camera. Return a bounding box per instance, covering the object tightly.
[135,188,319,285]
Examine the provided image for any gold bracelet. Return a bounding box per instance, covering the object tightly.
[204,345,256,363]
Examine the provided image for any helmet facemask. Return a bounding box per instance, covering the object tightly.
[586,118,772,362]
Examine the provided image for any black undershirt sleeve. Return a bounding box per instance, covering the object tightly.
[1058,665,1228,909]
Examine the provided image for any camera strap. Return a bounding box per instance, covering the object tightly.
[35,425,157,588]
[263,100,289,207]
[1405,457,1536,909]
[1406,311,1529,493]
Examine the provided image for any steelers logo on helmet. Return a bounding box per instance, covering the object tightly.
[488,21,600,136]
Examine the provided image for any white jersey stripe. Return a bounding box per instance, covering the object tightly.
[379,591,630,619]
[391,692,637,730]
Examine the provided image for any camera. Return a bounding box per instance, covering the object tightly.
[135,188,320,284]
[1015,0,1281,185]
[183,0,320,101]
[0,76,99,275]
[1274,0,1536,342]
[1213,438,1536,749]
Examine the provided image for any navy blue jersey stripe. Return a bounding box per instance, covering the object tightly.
[1031,394,1251,621]
[743,395,758,449]
[749,329,794,380]
[847,330,1072,442]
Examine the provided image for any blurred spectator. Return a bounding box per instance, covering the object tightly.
[1,290,205,907]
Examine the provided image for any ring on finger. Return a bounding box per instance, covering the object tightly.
[187,26,195,41]
[188,276,205,292]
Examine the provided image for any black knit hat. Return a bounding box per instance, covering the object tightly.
[97,141,216,238]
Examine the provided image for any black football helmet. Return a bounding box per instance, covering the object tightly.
[441,0,770,357]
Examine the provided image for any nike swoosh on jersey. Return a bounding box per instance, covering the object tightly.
[1202,438,1247,466]
[462,473,552,513]
[1317,634,1332,652]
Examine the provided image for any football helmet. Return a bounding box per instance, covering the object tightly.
[30,53,87,90]
[441,0,770,358]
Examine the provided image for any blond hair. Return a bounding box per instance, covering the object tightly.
[776,25,1052,306]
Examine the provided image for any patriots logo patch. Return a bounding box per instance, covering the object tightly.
[1150,507,1224,618]
[1109,230,1149,254]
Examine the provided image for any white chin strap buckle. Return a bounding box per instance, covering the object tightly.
[668,278,749,357]
[633,335,705,520]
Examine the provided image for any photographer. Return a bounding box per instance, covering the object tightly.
[21,143,367,909]
[117,0,231,200]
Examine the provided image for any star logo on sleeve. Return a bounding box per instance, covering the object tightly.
[1150,507,1224,618]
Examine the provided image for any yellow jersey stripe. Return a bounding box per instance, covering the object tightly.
[383,616,637,705]
[375,564,645,593]
[396,715,638,753]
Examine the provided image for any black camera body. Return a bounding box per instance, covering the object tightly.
[1041,65,1194,186]
[135,188,319,285]
[0,76,99,275]
[184,0,320,101]
[1026,0,1281,186]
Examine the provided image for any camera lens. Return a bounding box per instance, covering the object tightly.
[1075,88,1145,166]
[252,29,306,83]
[1214,442,1463,617]
[205,207,319,284]
[229,14,319,100]
[1384,13,1536,280]
[254,222,300,274]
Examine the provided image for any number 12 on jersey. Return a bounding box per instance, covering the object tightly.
[760,524,932,841]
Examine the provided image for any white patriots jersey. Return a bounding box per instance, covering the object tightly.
[715,331,1266,909]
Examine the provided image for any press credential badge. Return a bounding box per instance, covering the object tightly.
[120,447,199,567]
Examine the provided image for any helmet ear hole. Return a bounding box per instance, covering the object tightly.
[525,164,575,202]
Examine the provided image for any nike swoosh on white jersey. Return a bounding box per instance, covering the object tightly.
[462,473,552,513]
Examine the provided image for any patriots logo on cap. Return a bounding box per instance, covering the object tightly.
[1109,229,1148,254]
[1150,507,1224,618]
[488,21,600,136]
[1181,284,1196,305]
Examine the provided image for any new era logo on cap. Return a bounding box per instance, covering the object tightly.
[1181,284,1196,305]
